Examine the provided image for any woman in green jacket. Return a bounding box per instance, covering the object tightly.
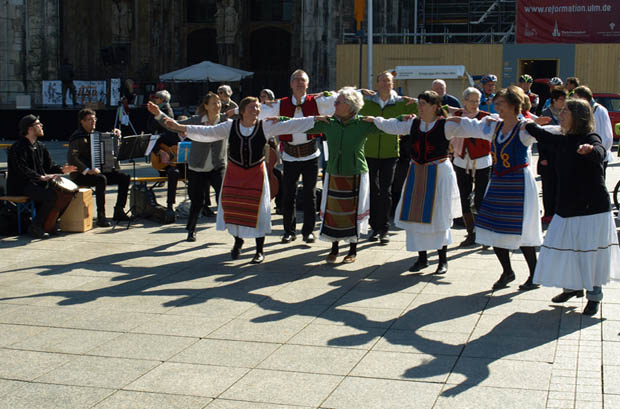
[307,87,379,264]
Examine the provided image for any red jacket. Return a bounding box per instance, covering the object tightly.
[454,110,491,159]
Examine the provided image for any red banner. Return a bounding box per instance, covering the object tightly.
[517,1,620,43]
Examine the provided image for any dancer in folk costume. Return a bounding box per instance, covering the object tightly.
[163,97,319,264]
[525,98,620,316]
[303,87,380,264]
[365,90,464,274]
[448,86,543,290]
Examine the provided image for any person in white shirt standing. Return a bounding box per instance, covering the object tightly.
[573,86,614,175]
[260,69,338,244]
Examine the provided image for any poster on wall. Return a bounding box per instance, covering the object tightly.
[73,80,107,105]
[517,0,620,43]
[42,81,63,105]
[110,78,121,106]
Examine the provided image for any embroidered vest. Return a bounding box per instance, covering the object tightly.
[408,118,450,164]
[227,119,267,169]
[454,110,492,160]
[491,121,529,176]
[279,95,322,142]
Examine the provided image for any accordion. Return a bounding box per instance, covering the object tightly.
[90,132,119,172]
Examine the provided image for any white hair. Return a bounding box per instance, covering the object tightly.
[432,79,446,88]
[463,87,481,100]
[338,86,364,114]
[217,85,232,96]
[290,69,309,83]
[155,90,171,103]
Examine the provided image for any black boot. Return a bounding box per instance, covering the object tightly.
[409,251,429,272]
[231,237,244,260]
[97,211,111,227]
[112,207,130,222]
[551,290,584,303]
[518,276,540,291]
[492,271,516,289]
[186,230,196,242]
[251,237,265,263]
[582,300,600,316]
[459,213,476,247]
[435,246,448,274]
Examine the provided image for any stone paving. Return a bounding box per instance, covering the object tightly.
[0,141,619,409]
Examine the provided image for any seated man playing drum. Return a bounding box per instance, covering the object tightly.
[7,115,76,239]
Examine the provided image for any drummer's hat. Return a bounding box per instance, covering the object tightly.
[19,114,39,136]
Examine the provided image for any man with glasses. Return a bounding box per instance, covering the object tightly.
[67,109,131,227]
[7,115,76,238]
[217,85,238,113]
[479,74,498,113]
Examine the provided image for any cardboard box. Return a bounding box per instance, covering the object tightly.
[59,188,93,232]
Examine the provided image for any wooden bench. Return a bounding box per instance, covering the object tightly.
[0,195,36,234]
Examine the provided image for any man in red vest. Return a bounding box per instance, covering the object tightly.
[260,69,337,244]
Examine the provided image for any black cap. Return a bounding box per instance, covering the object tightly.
[18,114,39,135]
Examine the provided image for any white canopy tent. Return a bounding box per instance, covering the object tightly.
[393,65,474,101]
[159,61,254,83]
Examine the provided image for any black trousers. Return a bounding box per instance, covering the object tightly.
[454,165,491,214]
[538,164,557,218]
[159,164,187,206]
[391,159,410,217]
[281,157,318,236]
[367,157,397,233]
[186,167,224,231]
[23,183,57,226]
[72,170,130,212]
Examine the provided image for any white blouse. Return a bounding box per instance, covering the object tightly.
[184,116,317,143]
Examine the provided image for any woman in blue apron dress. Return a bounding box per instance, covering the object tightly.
[448,86,543,291]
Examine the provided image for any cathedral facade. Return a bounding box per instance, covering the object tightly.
[2,0,413,105]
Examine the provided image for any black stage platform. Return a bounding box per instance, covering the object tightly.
[0,107,151,141]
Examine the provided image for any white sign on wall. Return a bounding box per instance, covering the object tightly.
[110,78,121,106]
[42,80,63,105]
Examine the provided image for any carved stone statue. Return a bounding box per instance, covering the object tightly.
[215,0,238,44]
[111,0,133,39]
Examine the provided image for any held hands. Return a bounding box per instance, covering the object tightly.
[403,96,417,106]
[577,144,594,155]
[163,117,186,132]
[225,109,236,118]
[112,128,122,137]
[360,89,377,96]
[87,168,101,175]
[263,116,280,124]
[535,116,552,126]
[146,101,161,116]
[315,115,330,124]
[362,116,376,123]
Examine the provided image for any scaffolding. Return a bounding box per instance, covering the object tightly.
[344,0,516,45]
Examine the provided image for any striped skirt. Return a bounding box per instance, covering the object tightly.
[319,173,370,243]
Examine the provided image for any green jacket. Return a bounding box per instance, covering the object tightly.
[359,92,418,159]
[308,116,377,176]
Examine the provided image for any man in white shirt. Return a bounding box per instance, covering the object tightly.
[573,86,614,174]
[260,69,337,244]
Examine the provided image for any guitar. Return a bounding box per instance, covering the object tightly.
[150,143,178,171]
